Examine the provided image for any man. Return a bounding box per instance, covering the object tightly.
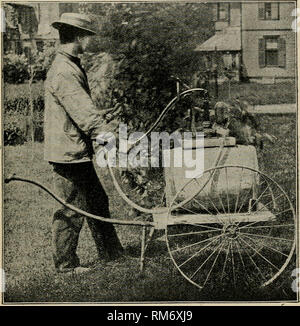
[44,13,123,274]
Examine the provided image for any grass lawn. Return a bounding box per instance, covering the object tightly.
[212,81,296,105]
[3,81,44,100]
[3,113,297,303]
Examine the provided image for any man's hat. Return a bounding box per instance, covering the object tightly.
[52,13,96,36]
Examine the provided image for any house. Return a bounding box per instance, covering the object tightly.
[194,2,296,83]
[3,2,80,55]
[3,2,38,55]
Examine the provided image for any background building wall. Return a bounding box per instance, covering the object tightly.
[242,2,295,31]
[242,30,295,79]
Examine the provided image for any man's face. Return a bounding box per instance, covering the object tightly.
[75,35,91,54]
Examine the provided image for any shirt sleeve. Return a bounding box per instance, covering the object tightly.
[54,70,111,140]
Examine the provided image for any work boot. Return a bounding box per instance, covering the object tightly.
[58,266,92,276]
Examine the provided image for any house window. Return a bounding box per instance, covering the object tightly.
[258,2,279,20]
[265,37,278,66]
[259,36,286,68]
[217,3,230,21]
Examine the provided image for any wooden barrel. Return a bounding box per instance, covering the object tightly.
[164,144,259,212]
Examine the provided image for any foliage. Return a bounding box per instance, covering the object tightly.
[4,82,44,113]
[80,3,214,199]
[4,111,44,146]
[3,42,56,84]
[4,114,26,146]
[28,42,57,81]
[3,54,29,84]
[82,3,214,127]
[4,83,44,145]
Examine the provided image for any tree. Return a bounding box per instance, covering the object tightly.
[78,3,215,210]
[81,2,214,133]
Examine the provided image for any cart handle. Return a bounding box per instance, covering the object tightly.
[5,174,155,227]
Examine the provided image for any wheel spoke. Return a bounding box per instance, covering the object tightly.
[203,240,226,287]
[217,192,227,215]
[242,224,294,230]
[230,240,237,288]
[234,167,244,213]
[225,167,230,213]
[236,237,267,281]
[220,238,230,282]
[168,228,222,237]
[166,165,295,290]
[191,197,215,216]
[189,240,224,280]
[241,234,289,258]
[238,235,280,271]
[239,208,293,230]
[171,233,223,253]
[237,186,253,214]
[234,239,250,285]
[172,220,222,229]
[238,231,294,243]
[175,205,199,215]
[193,179,222,216]
[177,235,223,268]
[253,193,286,214]
[192,179,225,225]
[248,183,270,212]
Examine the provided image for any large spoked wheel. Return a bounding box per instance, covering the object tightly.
[165,166,296,290]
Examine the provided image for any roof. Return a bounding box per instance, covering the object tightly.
[194,28,241,52]
[7,2,34,7]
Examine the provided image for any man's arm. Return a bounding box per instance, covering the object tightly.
[54,70,118,140]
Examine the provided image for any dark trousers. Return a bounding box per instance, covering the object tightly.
[51,161,123,272]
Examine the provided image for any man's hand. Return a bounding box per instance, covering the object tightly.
[103,103,123,122]
[93,131,116,154]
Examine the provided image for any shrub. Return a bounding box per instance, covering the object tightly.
[4,83,45,145]
[4,82,45,114]
[4,111,44,146]
[29,43,56,82]
[3,54,29,84]
[4,114,26,146]
[3,42,56,84]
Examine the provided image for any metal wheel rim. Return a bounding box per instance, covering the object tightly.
[165,165,296,290]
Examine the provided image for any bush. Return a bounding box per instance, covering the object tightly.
[4,114,27,146]
[3,54,29,84]
[4,111,44,146]
[3,43,56,84]
[4,83,45,145]
[4,82,44,114]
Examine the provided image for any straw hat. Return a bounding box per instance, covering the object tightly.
[52,13,96,36]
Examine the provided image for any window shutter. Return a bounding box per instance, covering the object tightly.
[271,2,279,20]
[259,38,266,68]
[278,37,286,68]
[258,2,265,20]
[212,4,218,21]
